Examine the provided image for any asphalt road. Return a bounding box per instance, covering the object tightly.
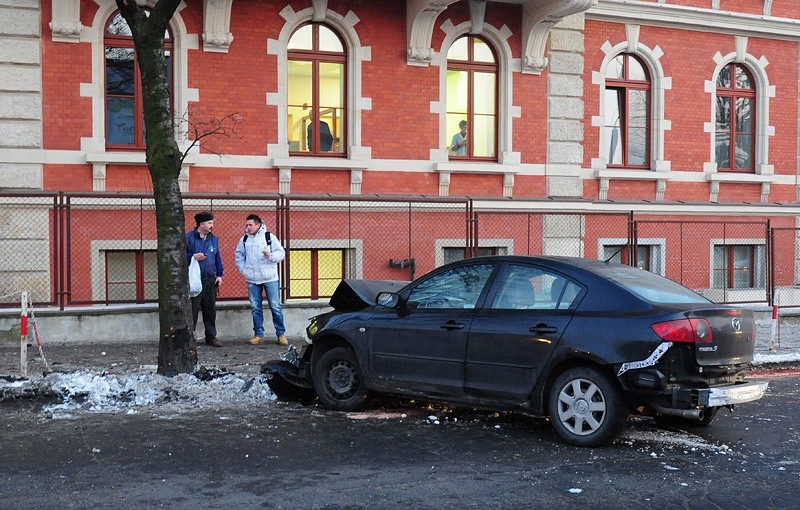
[1,373,798,509]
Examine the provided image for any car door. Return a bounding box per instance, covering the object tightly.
[367,262,497,396]
[465,262,582,403]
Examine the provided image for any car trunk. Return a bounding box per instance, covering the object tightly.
[687,308,756,366]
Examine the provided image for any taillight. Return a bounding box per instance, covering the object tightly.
[651,318,713,343]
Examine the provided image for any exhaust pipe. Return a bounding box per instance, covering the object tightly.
[652,404,704,421]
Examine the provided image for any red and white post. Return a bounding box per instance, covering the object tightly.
[20,291,28,377]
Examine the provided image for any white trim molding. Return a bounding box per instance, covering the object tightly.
[704,47,776,203]
[521,0,597,74]
[82,1,197,191]
[267,5,372,168]
[202,0,234,53]
[590,34,671,200]
[50,0,83,43]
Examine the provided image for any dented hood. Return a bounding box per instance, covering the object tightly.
[329,279,407,310]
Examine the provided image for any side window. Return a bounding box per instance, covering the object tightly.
[446,35,497,160]
[715,63,755,172]
[492,264,579,311]
[287,23,346,155]
[603,53,650,168]
[407,264,494,309]
[104,11,173,149]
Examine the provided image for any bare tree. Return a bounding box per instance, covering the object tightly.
[115,0,194,375]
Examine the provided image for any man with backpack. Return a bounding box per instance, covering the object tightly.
[234,214,288,346]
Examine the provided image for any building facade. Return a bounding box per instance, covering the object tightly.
[2,0,800,310]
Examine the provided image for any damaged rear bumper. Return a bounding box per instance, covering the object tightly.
[674,380,769,408]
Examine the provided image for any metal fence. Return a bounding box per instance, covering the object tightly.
[0,190,795,308]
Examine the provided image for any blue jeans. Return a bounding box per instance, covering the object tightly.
[247,280,286,338]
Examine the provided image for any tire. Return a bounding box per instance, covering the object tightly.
[266,372,317,403]
[548,367,628,447]
[312,347,368,411]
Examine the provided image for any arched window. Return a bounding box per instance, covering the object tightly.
[446,35,497,160]
[603,53,650,168]
[104,11,173,149]
[715,63,755,172]
[287,23,346,155]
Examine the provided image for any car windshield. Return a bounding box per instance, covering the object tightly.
[595,264,712,304]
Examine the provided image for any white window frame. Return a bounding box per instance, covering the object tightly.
[598,237,665,276]
[591,31,671,177]
[435,238,513,268]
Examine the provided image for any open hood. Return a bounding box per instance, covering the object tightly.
[329,279,407,311]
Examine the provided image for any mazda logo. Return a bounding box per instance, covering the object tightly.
[731,317,741,332]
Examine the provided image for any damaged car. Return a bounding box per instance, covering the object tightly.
[262,256,768,447]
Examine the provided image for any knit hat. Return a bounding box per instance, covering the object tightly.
[194,211,214,224]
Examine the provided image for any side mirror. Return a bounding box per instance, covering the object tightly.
[376,292,399,308]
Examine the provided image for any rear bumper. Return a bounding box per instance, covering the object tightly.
[674,380,769,408]
[703,381,769,406]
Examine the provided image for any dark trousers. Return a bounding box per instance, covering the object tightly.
[191,277,217,340]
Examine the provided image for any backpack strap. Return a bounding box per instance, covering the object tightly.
[242,230,272,248]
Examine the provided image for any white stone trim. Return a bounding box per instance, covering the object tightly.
[597,236,666,276]
[202,0,234,53]
[434,238,513,267]
[90,239,158,302]
[593,37,671,200]
[267,5,372,165]
[704,48,776,202]
[520,0,598,75]
[588,0,800,40]
[436,20,520,169]
[82,1,195,190]
[406,0,460,66]
[50,0,83,43]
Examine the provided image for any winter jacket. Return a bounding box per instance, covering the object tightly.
[185,230,223,279]
[234,224,285,284]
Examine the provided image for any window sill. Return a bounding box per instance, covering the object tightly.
[435,161,520,174]
[594,169,670,181]
[707,172,775,184]
[273,156,370,170]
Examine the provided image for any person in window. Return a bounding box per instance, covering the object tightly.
[185,211,224,348]
[451,120,468,156]
[307,120,334,152]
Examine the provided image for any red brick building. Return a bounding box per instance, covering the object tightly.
[3,0,800,311]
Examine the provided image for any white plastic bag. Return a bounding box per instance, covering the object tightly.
[189,258,202,297]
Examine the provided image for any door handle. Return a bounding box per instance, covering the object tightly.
[529,323,558,335]
[440,321,465,330]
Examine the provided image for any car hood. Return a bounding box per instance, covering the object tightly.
[329,279,407,311]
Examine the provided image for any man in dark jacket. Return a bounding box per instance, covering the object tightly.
[186,211,224,347]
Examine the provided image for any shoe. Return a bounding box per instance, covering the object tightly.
[205,337,222,348]
[277,335,288,346]
[248,336,263,345]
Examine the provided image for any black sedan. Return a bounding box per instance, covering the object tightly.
[263,256,768,447]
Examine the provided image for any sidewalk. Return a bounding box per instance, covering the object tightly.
[0,337,296,379]
[1,318,799,379]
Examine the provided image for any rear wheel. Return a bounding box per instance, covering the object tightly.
[548,367,628,447]
[313,347,368,411]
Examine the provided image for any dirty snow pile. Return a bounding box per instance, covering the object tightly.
[1,369,276,414]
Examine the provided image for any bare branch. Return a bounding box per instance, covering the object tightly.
[177,110,244,163]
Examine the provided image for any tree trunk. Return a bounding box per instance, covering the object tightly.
[116,0,196,375]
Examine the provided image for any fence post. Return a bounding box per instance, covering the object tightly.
[20,291,28,377]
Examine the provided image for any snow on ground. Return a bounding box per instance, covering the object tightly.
[1,369,276,415]
[752,351,800,365]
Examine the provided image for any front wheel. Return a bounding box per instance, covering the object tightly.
[548,367,628,447]
[313,347,368,411]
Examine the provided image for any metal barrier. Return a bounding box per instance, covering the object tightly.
[0,190,794,308]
